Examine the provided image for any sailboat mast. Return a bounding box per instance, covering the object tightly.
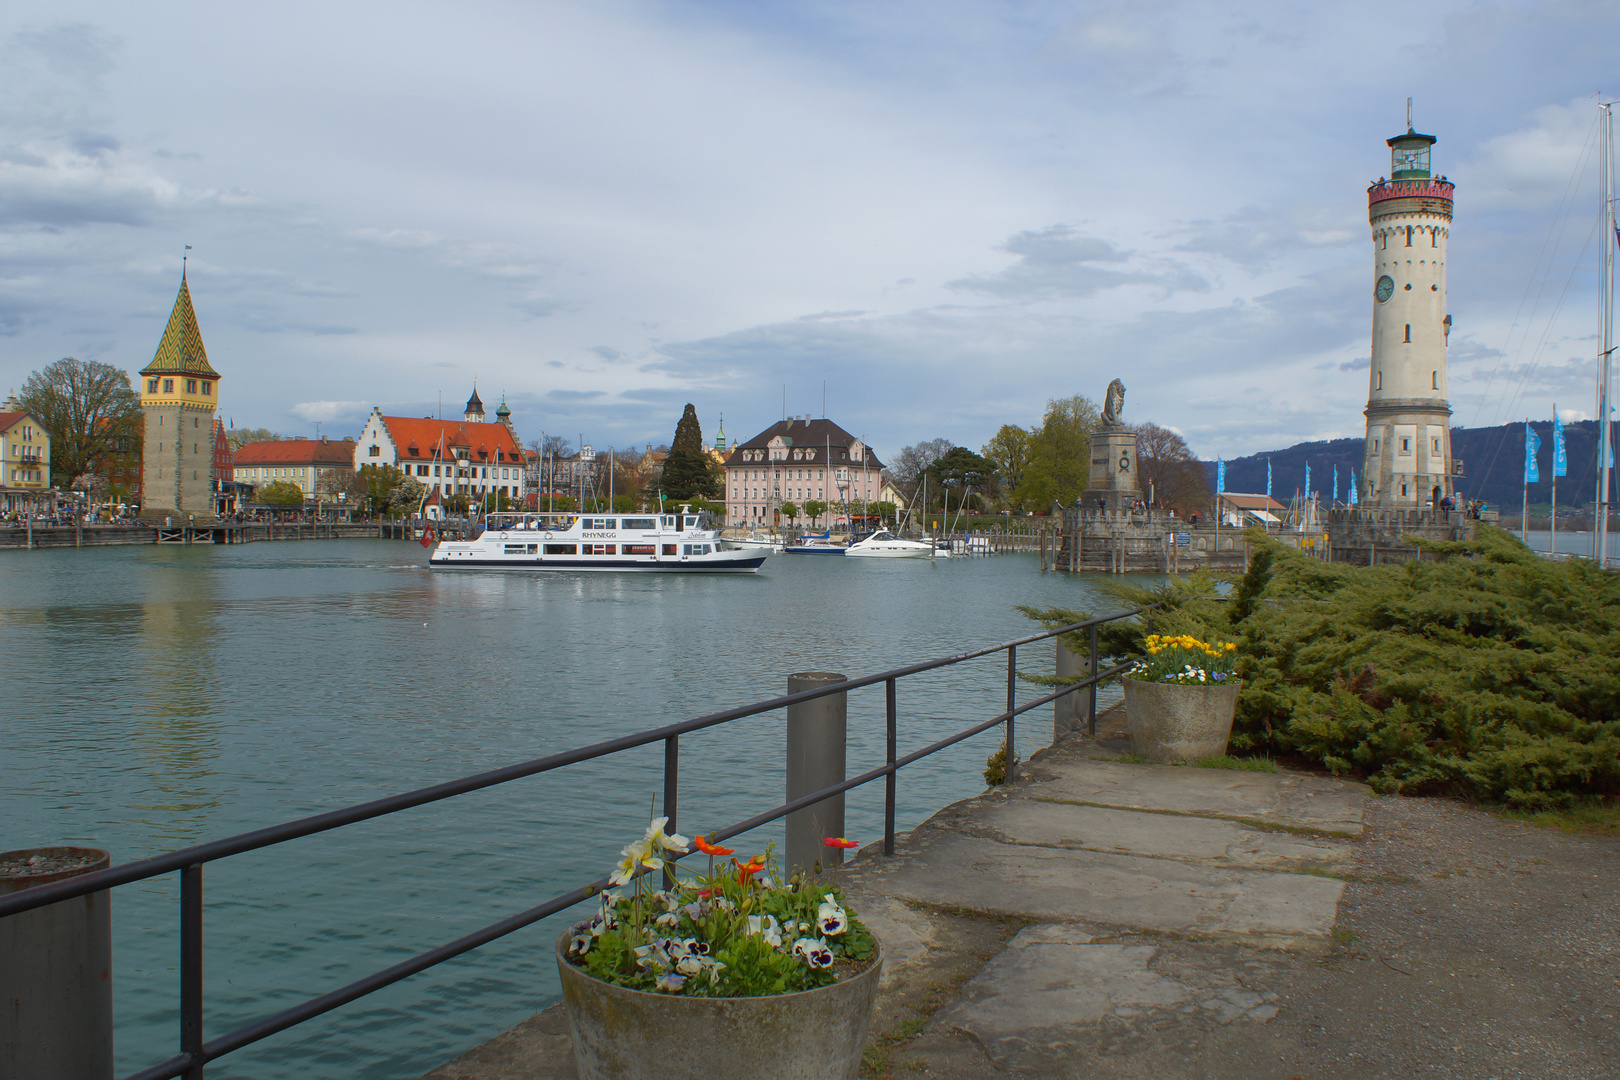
[1598,102,1616,567]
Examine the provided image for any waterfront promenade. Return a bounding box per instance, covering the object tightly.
[423,707,1618,1080]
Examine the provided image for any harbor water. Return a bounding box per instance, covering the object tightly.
[1,540,1151,1079]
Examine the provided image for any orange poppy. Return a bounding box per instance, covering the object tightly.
[733,855,766,885]
[693,835,735,857]
[822,837,859,850]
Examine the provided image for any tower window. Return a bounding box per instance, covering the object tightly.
[1432,371,1439,389]
[186,379,197,393]
[201,381,212,396]
[1372,438,1380,453]
[1405,226,1413,247]
[1404,324,1411,343]
[147,379,159,394]
[163,379,174,393]
[1432,437,1441,454]
[1376,371,1382,391]
[1401,438,1411,453]
[1431,229,1437,248]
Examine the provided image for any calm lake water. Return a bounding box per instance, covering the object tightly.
[1,540,1151,1079]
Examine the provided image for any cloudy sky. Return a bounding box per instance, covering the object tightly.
[2,1,1618,463]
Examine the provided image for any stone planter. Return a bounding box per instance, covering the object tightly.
[1122,678,1243,762]
[556,930,881,1080]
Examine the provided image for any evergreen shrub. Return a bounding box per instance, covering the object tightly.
[1023,526,1620,808]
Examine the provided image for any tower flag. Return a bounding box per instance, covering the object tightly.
[1266,459,1272,500]
[1350,469,1359,506]
[1332,464,1339,503]
[1305,462,1312,500]
[1216,458,1225,495]
[1524,422,1540,484]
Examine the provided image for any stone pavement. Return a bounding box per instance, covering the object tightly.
[422,706,1619,1079]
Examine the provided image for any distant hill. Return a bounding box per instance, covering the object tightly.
[1203,420,1608,509]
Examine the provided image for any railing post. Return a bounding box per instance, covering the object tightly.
[662,736,679,889]
[884,678,897,857]
[1055,635,1081,741]
[181,863,204,1080]
[1004,645,1017,782]
[0,846,113,1080]
[1087,624,1100,737]
[785,672,847,879]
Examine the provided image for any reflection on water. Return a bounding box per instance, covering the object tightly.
[0,541,1146,1079]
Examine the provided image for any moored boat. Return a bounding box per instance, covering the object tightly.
[429,507,765,573]
[845,530,934,558]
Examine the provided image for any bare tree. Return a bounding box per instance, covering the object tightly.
[891,437,955,507]
[1135,422,1208,514]
[228,427,284,450]
[16,358,142,485]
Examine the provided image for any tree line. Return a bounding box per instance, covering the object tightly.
[891,393,1209,516]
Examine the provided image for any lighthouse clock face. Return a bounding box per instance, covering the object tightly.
[1375,275,1395,303]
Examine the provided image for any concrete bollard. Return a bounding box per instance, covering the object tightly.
[1,846,113,1080]
[785,672,847,879]
[1055,637,1085,741]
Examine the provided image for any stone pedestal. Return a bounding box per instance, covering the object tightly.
[1080,426,1142,513]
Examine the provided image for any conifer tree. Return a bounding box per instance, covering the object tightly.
[660,404,720,500]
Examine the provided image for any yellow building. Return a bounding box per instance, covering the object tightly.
[0,410,50,513]
[139,269,221,522]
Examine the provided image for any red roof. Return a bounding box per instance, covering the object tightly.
[379,417,522,462]
[233,439,356,467]
[0,411,33,430]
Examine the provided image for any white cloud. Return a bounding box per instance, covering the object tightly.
[1,0,1618,463]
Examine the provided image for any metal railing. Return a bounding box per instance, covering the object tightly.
[0,609,1147,1080]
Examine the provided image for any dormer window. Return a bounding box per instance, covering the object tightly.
[163,379,175,393]
[147,378,159,394]
[201,381,212,396]
[186,379,197,393]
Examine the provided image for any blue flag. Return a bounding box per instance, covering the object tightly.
[1524,422,1540,484]
[1350,469,1359,506]
[1304,462,1311,499]
[1332,464,1339,503]
[1216,457,1225,495]
[1266,458,1272,500]
[1552,407,1567,477]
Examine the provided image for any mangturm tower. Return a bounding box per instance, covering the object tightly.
[1362,109,1455,507]
[139,267,221,522]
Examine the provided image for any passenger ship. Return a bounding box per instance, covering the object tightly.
[429,508,767,573]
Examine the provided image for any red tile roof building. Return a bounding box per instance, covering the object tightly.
[234,438,357,502]
[353,406,526,506]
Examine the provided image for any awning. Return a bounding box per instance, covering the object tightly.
[1246,509,1281,524]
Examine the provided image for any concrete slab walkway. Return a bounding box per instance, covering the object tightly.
[422,706,1619,1079]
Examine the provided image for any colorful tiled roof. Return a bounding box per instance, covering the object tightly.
[142,272,220,378]
[233,439,357,467]
[379,416,523,462]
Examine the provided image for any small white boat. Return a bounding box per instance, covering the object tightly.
[845,530,935,558]
[430,507,765,573]
[723,532,786,554]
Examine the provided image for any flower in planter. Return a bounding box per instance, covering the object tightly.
[791,937,835,968]
[822,837,859,850]
[568,819,877,997]
[693,835,734,856]
[816,898,848,936]
[1127,634,1240,686]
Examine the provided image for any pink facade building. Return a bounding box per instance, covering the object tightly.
[724,417,886,527]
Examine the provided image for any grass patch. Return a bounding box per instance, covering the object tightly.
[1330,927,1358,945]
[1495,797,1620,837]
[1195,754,1281,773]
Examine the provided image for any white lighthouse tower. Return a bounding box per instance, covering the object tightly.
[1362,106,1455,508]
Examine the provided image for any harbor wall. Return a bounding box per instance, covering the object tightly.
[0,522,414,550]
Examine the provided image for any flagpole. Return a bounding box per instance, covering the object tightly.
[1522,418,1530,544]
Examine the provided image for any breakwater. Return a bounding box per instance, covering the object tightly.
[0,520,408,549]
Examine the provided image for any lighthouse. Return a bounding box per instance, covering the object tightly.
[1362,108,1455,508]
